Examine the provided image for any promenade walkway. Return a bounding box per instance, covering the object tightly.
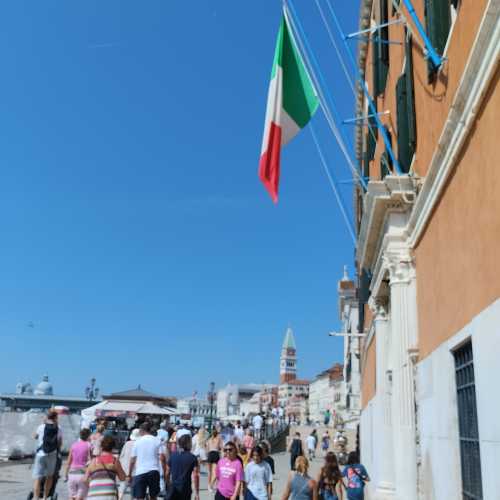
[0,451,324,500]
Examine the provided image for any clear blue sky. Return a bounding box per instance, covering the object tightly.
[0,0,361,398]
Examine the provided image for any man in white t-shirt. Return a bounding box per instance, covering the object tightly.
[176,424,191,441]
[32,409,63,500]
[252,414,264,440]
[306,433,317,460]
[234,421,245,444]
[157,422,169,444]
[129,422,166,500]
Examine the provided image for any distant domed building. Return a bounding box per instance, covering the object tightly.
[34,374,53,396]
[1,374,100,413]
[15,382,33,395]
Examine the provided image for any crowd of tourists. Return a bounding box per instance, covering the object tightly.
[31,409,282,500]
[31,409,367,500]
[287,432,369,500]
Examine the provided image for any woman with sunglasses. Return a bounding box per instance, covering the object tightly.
[212,442,244,500]
[243,446,272,500]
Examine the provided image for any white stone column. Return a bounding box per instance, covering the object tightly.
[385,249,418,500]
[369,297,396,499]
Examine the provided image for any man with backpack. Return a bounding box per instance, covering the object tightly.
[288,432,303,470]
[32,409,63,500]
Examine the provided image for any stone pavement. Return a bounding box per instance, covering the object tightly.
[0,452,324,500]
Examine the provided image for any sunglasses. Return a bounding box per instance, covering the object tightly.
[224,448,235,452]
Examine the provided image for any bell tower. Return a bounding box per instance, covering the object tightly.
[280,327,297,383]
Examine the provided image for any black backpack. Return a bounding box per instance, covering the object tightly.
[40,423,59,454]
[291,438,302,456]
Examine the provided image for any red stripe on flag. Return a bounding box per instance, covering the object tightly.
[258,122,282,203]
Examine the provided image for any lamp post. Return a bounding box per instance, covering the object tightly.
[189,395,197,426]
[207,382,216,432]
[85,378,99,401]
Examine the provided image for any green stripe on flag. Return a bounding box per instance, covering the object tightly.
[270,18,285,81]
[270,15,318,129]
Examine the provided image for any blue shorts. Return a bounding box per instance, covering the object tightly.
[132,470,160,498]
[32,451,57,479]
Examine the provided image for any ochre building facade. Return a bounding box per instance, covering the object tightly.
[352,0,499,498]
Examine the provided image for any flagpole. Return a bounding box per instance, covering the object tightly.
[283,2,367,191]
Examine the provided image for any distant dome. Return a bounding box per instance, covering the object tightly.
[16,382,34,394]
[34,375,53,396]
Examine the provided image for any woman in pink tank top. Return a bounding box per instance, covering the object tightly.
[65,428,91,500]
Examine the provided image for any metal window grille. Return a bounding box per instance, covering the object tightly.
[454,341,483,500]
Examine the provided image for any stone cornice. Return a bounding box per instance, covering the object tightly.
[357,175,416,272]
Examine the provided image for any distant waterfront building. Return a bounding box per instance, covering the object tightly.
[103,385,176,408]
[216,383,275,419]
[0,375,99,413]
[308,363,344,424]
[176,394,212,425]
[338,268,361,428]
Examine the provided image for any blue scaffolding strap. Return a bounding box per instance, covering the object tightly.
[325,0,403,175]
[345,19,404,39]
[349,36,402,46]
[338,177,370,185]
[401,0,443,69]
[342,111,390,125]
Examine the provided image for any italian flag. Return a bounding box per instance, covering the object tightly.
[259,12,319,203]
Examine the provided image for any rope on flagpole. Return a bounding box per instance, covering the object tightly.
[285,0,355,152]
[324,0,403,175]
[309,123,357,245]
[284,2,367,191]
[313,0,380,167]
[313,0,355,94]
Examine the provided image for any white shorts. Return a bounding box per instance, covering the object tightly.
[32,451,58,479]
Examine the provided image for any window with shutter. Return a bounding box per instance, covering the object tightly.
[367,99,378,159]
[395,34,417,173]
[405,34,417,154]
[424,0,452,80]
[363,148,370,182]
[373,0,390,95]
[380,127,392,180]
[372,34,380,96]
[396,75,410,172]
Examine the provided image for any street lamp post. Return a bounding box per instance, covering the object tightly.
[85,378,99,401]
[207,382,216,432]
[189,396,197,426]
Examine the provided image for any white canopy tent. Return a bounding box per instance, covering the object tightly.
[81,400,175,421]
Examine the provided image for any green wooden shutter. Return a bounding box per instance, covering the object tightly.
[380,0,390,64]
[424,0,451,78]
[396,75,411,172]
[363,148,370,184]
[372,34,380,96]
[405,34,417,155]
[396,34,417,173]
[373,0,390,95]
[381,127,392,179]
[381,152,390,179]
